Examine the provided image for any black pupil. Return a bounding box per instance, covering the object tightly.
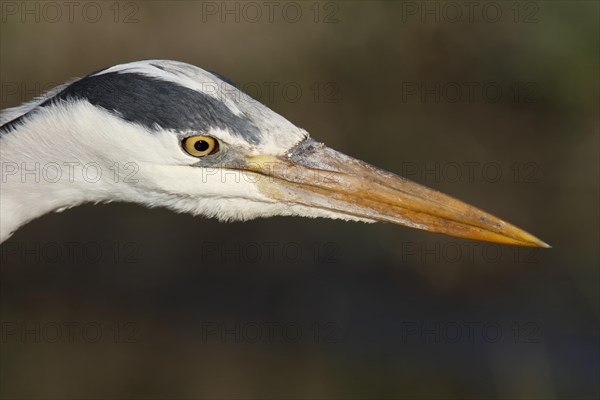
[194,140,210,152]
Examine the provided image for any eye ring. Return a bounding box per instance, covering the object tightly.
[182,135,219,157]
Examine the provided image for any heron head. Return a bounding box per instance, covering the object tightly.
[0,60,548,247]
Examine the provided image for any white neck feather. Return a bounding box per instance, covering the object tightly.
[1,106,121,241]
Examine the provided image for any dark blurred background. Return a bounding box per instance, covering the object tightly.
[1,1,598,399]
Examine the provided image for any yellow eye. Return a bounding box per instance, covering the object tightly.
[182,135,219,157]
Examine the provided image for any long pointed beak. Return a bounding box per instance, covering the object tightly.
[244,139,549,247]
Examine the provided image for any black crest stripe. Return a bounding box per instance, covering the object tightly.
[2,71,261,143]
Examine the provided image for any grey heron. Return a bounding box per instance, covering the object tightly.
[0,60,548,247]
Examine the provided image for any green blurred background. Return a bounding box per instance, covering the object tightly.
[0,1,598,399]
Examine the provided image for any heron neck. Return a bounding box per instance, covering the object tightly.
[0,122,114,243]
